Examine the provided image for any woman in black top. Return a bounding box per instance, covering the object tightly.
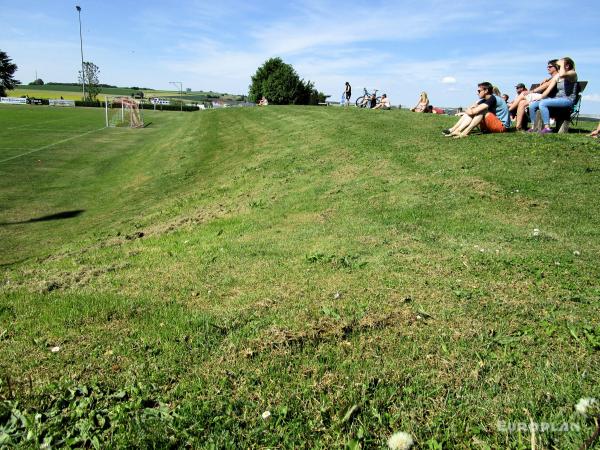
[344,82,351,106]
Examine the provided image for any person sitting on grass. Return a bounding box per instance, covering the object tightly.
[493,86,511,130]
[442,82,506,138]
[509,60,559,130]
[588,122,600,138]
[258,96,269,106]
[411,92,429,112]
[508,83,528,125]
[373,93,391,110]
[367,93,377,108]
[528,57,578,134]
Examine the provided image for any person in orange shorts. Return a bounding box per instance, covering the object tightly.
[443,82,506,138]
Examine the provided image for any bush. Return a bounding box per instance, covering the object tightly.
[248,57,325,105]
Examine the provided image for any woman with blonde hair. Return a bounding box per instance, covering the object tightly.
[411,92,429,112]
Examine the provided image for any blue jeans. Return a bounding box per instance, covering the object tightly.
[529,97,574,126]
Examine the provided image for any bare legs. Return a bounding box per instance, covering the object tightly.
[514,99,529,130]
[508,92,530,130]
[454,114,484,137]
[446,113,484,138]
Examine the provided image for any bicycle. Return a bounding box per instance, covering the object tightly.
[355,88,381,108]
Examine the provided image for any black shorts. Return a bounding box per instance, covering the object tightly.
[345,93,351,100]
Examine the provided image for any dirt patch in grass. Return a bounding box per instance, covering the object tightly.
[247,309,416,356]
[3,262,131,293]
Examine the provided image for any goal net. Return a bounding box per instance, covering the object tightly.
[105,96,143,128]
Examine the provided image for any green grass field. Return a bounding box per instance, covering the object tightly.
[1,104,599,448]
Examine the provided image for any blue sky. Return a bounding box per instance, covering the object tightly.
[2,0,600,113]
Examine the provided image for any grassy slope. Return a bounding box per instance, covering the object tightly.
[1,105,599,448]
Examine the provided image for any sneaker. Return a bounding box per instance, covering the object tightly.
[527,128,536,133]
[539,127,553,134]
[442,129,452,135]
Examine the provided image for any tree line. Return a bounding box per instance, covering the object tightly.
[3,50,326,105]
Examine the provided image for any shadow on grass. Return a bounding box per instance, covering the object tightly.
[0,209,85,226]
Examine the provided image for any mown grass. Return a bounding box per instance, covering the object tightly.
[1,104,599,448]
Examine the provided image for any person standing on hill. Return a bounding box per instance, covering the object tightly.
[344,82,351,106]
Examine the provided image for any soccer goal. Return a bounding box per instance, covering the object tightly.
[105,96,144,128]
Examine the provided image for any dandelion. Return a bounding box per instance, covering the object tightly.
[261,410,271,420]
[388,431,414,450]
[575,398,597,416]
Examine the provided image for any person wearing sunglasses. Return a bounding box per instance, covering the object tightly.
[528,57,578,134]
[443,82,505,138]
[508,60,559,131]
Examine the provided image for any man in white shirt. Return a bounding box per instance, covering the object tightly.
[373,93,391,110]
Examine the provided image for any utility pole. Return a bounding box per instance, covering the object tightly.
[76,5,85,100]
[170,81,183,112]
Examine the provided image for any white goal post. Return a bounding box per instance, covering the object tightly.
[105,96,144,128]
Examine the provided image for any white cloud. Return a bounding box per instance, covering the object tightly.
[583,94,600,103]
[442,77,457,84]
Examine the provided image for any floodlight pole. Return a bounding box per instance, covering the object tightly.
[170,81,183,112]
[76,5,86,100]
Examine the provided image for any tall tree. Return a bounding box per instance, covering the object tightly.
[248,57,324,105]
[78,61,101,101]
[0,50,20,97]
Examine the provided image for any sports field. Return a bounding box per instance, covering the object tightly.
[1,104,599,448]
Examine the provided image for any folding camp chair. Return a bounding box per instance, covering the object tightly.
[569,81,587,126]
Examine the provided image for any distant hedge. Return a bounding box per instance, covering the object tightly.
[75,100,104,107]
